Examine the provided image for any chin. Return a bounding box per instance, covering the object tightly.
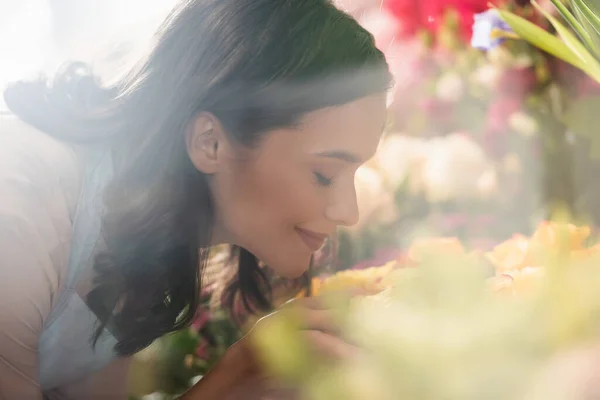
[268,251,312,279]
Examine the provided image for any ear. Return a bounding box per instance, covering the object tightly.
[186,112,229,174]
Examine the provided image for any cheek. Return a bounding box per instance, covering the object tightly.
[213,159,323,277]
[225,159,322,228]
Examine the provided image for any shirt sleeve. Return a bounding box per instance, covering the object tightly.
[0,116,81,399]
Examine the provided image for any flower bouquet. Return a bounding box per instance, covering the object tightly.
[254,219,600,399]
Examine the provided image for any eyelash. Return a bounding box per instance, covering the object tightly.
[314,172,333,187]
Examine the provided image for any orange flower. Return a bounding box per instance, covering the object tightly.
[486,234,532,272]
[488,267,545,296]
[530,221,590,250]
[487,274,515,294]
[309,263,395,297]
[571,243,600,262]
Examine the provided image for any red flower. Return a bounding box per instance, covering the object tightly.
[384,0,443,38]
[384,0,504,41]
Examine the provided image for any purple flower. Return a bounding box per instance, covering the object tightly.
[471,10,512,51]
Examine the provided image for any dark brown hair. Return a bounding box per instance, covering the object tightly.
[4,0,392,355]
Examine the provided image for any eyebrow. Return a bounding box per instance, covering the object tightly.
[315,150,362,163]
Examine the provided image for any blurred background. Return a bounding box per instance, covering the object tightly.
[3,0,600,398]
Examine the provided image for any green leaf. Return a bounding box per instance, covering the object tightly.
[548,0,596,51]
[571,0,600,56]
[497,9,586,70]
[532,0,600,82]
[564,95,600,158]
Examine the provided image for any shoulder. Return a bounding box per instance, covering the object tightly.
[0,114,86,397]
[0,113,84,312]
[0,113,83,195]
[0,113,84,220]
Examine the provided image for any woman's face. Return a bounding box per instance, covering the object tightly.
[197,94,387,278]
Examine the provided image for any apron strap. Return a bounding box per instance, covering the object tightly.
[39,145,117,390]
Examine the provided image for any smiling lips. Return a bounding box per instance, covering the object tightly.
[295,227,328,252]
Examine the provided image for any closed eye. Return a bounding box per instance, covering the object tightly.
[314,172,333,187]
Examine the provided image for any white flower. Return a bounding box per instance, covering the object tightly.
[509,111,538,137]
[477,169,499,199]
[376,135,428,186]
[358,8,400,51]
[141,393,165,400]
[352,166,397,230]
[471,64,503,90]
[421,134,495,202]
[471,9,512,51]
[436,71,465,102]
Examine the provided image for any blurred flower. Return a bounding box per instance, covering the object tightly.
[383,0,443,39]
[358,8,401,51]
[438,213,469,231]
[476,168,499,199]
[421,133,496,202]
[195,342,210,361]
[486,233,531,272]
[487,273,515,293]
[499,67,537,97]
[509,111,539,137]
[191,309,211,332]
[435,71,465,102]
[483,96,521,157]
[384,0,501,42]
[311,262,396,296]
[471,63,503,90]
[487,45,516,68]
[488,266,545,295]
[471,9,513,51]
[418,97,455,124]
[530,221,590,250]
[386,43,436,114]
[376,134,428,186]
[486,222,592,275]
[352,166,398,230]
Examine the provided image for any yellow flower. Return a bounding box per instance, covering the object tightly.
[310,262,396,297]
[486,233,532,272]
[530,221,590,250]
[488,267,545,296]
[487,222,593,274]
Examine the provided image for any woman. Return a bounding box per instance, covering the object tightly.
[0,0,391,398]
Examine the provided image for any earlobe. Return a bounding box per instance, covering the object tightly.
[186,113,221,174]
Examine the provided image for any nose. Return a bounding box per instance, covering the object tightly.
[325,182,360,227]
